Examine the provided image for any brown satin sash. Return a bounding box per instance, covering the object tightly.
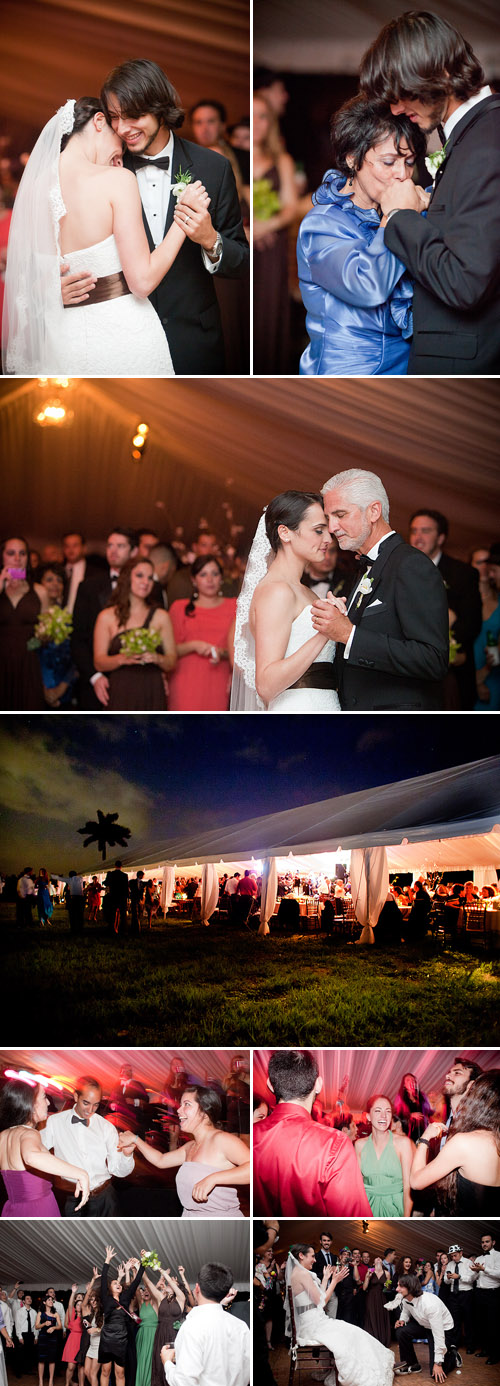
[289,663,337,691]
[64,270,131,307]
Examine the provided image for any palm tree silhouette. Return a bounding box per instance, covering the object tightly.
[77,809,131,861]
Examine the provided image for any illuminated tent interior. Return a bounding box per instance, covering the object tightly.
[0,1048,249,1098]
[1,377,498,558]
[2,0,249,151]
[259,1219,493,1264]
[253,1048,499,1110]
[0,1218,250,1290]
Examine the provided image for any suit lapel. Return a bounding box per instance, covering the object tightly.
[430,95,500,201]
[349,534,403,624]
[165,135,195,233]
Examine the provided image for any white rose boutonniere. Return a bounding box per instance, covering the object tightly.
[424,142,449,183]
[172,167,192,199]
[356,576,373,609]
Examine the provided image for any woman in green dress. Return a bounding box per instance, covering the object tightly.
[135,1287,159,1386]
[354,1093,413,1216]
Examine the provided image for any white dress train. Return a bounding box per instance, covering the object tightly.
[290,1270,394,1386]
[268,605,340,711]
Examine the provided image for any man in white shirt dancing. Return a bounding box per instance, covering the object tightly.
[390,1274,460,1380]
[161,1262,250,1386]
[41,1075,134,1215]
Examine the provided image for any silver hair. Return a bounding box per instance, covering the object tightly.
[322,469,390,522]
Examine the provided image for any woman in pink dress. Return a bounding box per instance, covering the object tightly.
[168,556,236,710]
[62,1288,84,1386]
[116,1085,249,1217]
[0,1078,90,1217]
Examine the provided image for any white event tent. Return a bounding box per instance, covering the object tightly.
[109,757,500,943]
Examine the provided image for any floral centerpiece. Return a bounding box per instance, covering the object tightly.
[27,606,72,650]
[253,178,281,221]
[120,627,162,658]
[141,1250,162,1271]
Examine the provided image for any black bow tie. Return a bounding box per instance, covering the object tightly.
[71,1115,89,1127]
[131,154,170,171]
[357,554,374,573]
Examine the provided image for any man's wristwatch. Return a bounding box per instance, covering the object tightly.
[206,231,223,262]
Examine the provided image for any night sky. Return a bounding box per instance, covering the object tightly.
[0,714,498,873]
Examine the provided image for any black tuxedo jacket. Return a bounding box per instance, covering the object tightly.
[71,568,163,706]
[313,1250,335,1281]
[437,551,482,708]
[385,95,500,373]
[335,533,449,710]
[125,136,249,374]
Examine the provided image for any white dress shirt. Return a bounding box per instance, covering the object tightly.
[475,1248,500,1288]
[17,874,35,898]
[445,1257,477,1292]
[443,86,492,141]
[41,1107,134,1191]
[163,1303,250,1386]
[135,133,221,272]
[14,1305,37,1338]
[397,1293,454,1365]
[344,531,396,659]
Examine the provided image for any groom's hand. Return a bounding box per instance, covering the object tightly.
[61,263,96,305]
[311,599,353,644]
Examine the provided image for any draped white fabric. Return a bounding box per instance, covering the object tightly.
[253,1048,498,1114]
[0,1217,250,1290]
[201,862,219,926]
[350,847,389,946]
[474,866,499,888]
[258,856,278,937]
[161,864,176,914]
[0,1048,246,1094]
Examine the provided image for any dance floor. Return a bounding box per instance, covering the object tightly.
[267,1340,499,1384]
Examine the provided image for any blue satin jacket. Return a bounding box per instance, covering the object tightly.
[297,171,414,375]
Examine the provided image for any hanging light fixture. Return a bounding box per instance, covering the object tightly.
[34,377,74,427]
[132,421,149,460]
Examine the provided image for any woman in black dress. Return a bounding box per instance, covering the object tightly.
[36,1294,62,1386]
[361,1257,392,1348]
[93,557,176,710]
[409,1069,500,1214]
[99,1247,144,1386]
[0,535,49,709]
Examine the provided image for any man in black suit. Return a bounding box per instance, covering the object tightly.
[360,11,500,374]
[311,469,449,710]
[61,61,249,374]
[71,526,138,708]
[409,509,482,709]
[62,530,108,613]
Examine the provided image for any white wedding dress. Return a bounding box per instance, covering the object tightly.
[47,233,174,375]
[268,605,340,712]
[291,1270,394,1386]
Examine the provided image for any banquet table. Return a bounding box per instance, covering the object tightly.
[457,904,500,952]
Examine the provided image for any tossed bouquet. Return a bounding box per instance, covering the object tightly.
[253,178,281,221]
[27,605,72,650]
[120,627,162,658]
[141,1250,162,1271]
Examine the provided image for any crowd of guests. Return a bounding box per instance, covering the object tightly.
[1,510,498,711]
[253,1050,500,1218]
[0,1246,249,1386]
[254,1221,500,1379]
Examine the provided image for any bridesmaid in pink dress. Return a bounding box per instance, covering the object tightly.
[117,1085,249,1216]
[62,1289,84,1386]
[0,1079,90,1217]
[168,556,236,710]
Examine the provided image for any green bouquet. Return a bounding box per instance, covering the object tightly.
[253,178,281,221]
[27,605,73,650]
[449,631,462,665]
[141,1250,162,1271]
[120,627,162,658]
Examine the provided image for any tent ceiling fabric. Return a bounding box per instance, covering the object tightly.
[0,1048,248,1094]
[113,756,500,870]
[253,1049,499,1111]
[1,377,498,557]
[266,1219,493,1263]
[254,1,500,72]
[0,1218,250,1290]
[2,1,249,144]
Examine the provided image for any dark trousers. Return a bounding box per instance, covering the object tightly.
[449,1289,474,1350]
[68,895,85,933]
[108,898,128,936]
[63,1183,120,1217]
[396,1322,456,1372]
[475,1287,500,1359]
[13,1331,36,1378]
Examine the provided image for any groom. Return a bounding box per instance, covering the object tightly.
[360,11,500,374]
[61,59,249,374]
[311,469,449,710]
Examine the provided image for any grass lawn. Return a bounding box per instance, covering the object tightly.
[2,903,498,1046]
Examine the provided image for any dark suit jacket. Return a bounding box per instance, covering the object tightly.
[335,533,449,710]
[125,136,249,374]
[437,551,482,708]
[313,1250,336,1281]
[385,95,500,373]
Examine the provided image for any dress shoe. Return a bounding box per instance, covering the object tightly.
[394,1367,422,1376]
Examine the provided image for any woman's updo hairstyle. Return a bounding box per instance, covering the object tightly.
[265,491,323,554]
[182,1084,222,1127]
[60,97,105,151]
[329,93,426,180]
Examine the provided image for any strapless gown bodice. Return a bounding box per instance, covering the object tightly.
[48,233,173,375]
[1,1168,60,1217]
[268,604,339,712]
[456,1171,500,1215]
[175,1160,243,1218]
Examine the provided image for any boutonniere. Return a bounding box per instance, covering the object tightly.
[356,576,373,609]
[424,141,449,183]
[171,167,192,199]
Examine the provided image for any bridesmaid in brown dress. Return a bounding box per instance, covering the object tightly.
[253,93,298,373]
[0,536,49,709]
[138,1258,187,1386]
[93,556,176,710]
[362,1257,392,1348]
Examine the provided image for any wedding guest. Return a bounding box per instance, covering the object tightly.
[71,527,138,709]
[421,1261,440,1296]
[253,92,297,374]
[62,531,107,614]
[136,530,161,561]
[135,1282,158,1386]
[35,868,54,927]
[253,1050,371,1216]
[354,1093,413,1215]
[104,862,129,936]
[129,871,145,935]
[168,556,236,710]
[41,1075,134,1215]
[145,1262,187,1386]
[441,1246,476,1355]
[362,1256,392,1347]
[392,1274,459,1379]
[360,11,500,375]
[0,535,49,709]
[117,1085,249,1217]
[99,1246,144,1386]
[14,1294,37,1378]
[474,543,500,709]
[37,564,77,707]
[409,1069,500,1215]
[65,871,85,934]
[16,866,35,927]
[409,509,482,708]
[0,1077,89,1217]
[160,1262,250,1386]
[62,1287,84,1386]
[80,1276,103,1386]
[470,1231,500,1366]
[394,1073,432,1141]
[298,96,426,376]
[93,557,176,710]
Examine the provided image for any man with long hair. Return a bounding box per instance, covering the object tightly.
[360,11,500,374]
[392,1273,460,1380]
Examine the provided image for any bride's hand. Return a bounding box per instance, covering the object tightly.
[326,594,347,612]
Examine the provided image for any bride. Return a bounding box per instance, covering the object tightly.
[231,491,344,711]
[2,97,209,375]
[287,1245,394,1386]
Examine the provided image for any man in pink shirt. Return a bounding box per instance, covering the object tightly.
[253,1051,372,1217]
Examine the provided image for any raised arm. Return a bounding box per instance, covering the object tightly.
[65,1286,77,1330]
[81,1269,99,1315]
[159,1269,185,1313]
[177,1266,195,1309]
[110,170,209,299]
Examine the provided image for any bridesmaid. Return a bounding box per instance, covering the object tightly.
[118,1085,249,1216]
[135,1283,159,1386]
[354,1093,413,1216]
[140,1261,187,1386]
[36,1293,62,1386]
[0,536,49,709]
[0,1078,90,1216]
[62,1289,84,1386]
[93,556,176,710]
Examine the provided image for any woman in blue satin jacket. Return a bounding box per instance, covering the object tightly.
[297,96,428,375]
